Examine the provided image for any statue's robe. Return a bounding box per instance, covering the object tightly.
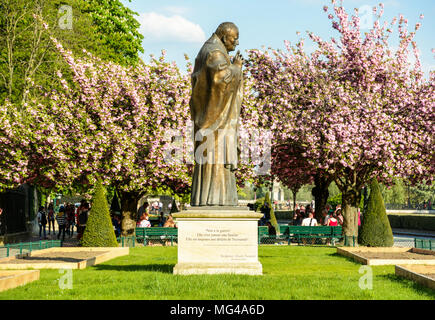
[190,33,243,206]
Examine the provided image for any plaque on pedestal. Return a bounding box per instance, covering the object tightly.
[173,207,263,275]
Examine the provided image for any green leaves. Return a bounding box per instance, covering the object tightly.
[359,178,394,247]
[81,179,118,247]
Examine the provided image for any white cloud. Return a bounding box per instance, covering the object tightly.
[163,6,190,16]
[138,12,206,43]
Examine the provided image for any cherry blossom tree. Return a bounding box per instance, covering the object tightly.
[271,143,314,215]
[0,28,194,234]
[246,2,434,244]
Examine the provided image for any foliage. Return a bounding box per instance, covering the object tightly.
[0,0,143,104]
[2,34,193,196]
[379,178,407,206]
[327,193,364,210]
[263,191,279,234]
[245,2,434,240]
[81,179,118,247]
[359,178,394,247]
[255,197,265,212]
[237,182,257,200]
[327,193,342,208]
[79,0,144,66]
[328,182,341,198]
[271,143,315,194]
[408,180,435,207]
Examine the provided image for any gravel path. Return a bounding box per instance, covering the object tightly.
[0,251,108,264]
[355,251,435,260]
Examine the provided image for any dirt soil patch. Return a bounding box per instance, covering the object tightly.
[425,274,435,280]
[0,251,108,264]
[354,251,435,260]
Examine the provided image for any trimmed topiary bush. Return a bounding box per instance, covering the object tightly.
[359,178,394,247]
[263,192,280,235]
[81,180,119,247]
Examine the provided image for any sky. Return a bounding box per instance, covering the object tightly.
[122,0,435,75]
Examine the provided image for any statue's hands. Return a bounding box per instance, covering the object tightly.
[233,50,244,68]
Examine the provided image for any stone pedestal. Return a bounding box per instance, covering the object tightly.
[173,207,263,275]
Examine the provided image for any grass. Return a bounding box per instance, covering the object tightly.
[0,246,434,300]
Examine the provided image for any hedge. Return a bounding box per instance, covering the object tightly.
[274,211,293,220]
[387,214,435,231]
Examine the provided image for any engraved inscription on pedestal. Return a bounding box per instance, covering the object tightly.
[177,220,259,264]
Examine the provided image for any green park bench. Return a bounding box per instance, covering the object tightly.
[258,226,269,244]
[288,226,343,245]
[414,238,435,251]
[258,225,290,244]
[135,227,178,246]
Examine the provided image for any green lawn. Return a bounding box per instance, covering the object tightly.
[1,246,434,300]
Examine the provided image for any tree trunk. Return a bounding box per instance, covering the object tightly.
[119,190,139,236]
[312,175,331,222]
[341,190,361,247]
[292,189,297,216]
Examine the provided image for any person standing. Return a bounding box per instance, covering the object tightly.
[66,204,76,238]
[112,215,121,237]
[56,211,66,242]
[37,206,48,239]
[77,202,90,241]
[336,209,344,226]
[326,212,339,245]
[158,211,166,227]
[47,203,55,235]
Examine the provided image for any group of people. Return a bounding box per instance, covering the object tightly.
[136,201,176,228]
[149,201,163,214]
[36,200,90,241]
[292,203,361,228]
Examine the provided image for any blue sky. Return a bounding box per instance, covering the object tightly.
[122,0,434,75]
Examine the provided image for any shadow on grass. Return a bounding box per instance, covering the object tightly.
[328,252,360,264]
[377,274,435,298]
[93,263,175,273]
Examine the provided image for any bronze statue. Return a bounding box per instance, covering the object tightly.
[190,22,244,206]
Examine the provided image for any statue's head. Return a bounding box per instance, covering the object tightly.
[215,22,239,52]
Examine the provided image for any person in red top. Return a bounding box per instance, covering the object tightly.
[327,212,339,245]
[327,213,339,226]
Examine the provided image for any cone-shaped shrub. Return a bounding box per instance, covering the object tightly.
[81,180,119,247]
[264,191,280,235]
[170,198,179,214]
[359,178,394,247]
